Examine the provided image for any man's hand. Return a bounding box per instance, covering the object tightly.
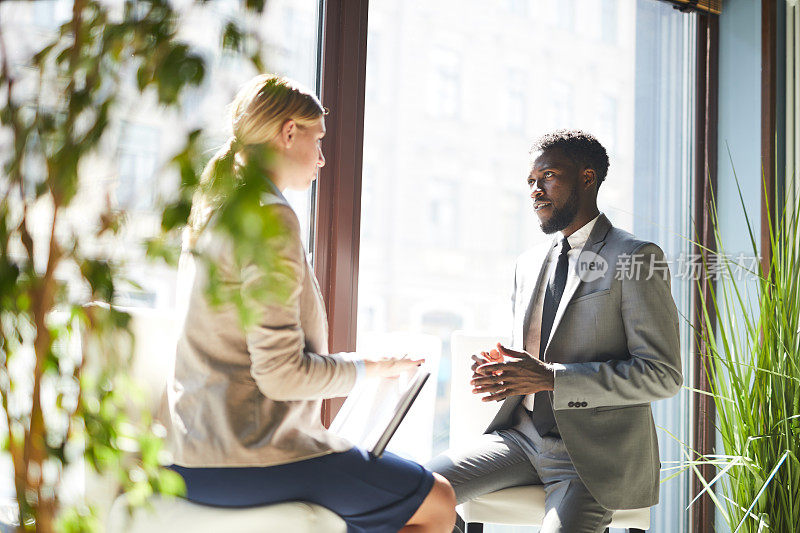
[471,343,555,402]
[470,347,503,374]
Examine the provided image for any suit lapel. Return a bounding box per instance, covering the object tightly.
[488,214,614,435]
[519,242,555,347]
[543,214,613,357]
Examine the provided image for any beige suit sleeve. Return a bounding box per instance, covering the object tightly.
[241,203,357,401]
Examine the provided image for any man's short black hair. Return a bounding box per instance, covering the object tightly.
[531,130,610,188]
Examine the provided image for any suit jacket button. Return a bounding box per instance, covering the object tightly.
[568,401,575,407]
[581,401,588,407]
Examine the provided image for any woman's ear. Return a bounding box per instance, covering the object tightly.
[280,119,297,148]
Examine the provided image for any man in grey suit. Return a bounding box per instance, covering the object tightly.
[427,130,683,532]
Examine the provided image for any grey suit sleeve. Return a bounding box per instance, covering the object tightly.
[242,204,357,401]
[553,243,683,410]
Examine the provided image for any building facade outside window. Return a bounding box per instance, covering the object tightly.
[116,122,161,212]
[429,47,462,119]
[358,1,695,531]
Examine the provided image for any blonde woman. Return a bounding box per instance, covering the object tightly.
[161,74,456,533]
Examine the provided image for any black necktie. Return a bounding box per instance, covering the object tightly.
[532,237,571,437]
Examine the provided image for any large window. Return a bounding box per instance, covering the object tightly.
[0,0,321,311]
[357,1,695,531]
[1,0,705,529]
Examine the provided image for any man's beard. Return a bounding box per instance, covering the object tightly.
[540,186,579,234]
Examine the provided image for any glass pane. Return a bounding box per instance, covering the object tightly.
[261,0,320,251]
[0,0,321,311]
[358,1,695,531]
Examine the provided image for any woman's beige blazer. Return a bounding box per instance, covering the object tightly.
[162,189,357,467]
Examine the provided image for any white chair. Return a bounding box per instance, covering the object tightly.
[102,306,346,533]
[449,331,650,533]
[106,495,345,533]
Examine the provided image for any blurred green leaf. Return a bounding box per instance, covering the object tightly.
[80,259,115,302]
[244,0,267,13]
[222,21,243,52]
[161,199,192,232]
[155,468,186,496]
[56,505,100,533]
[145,235,181,266]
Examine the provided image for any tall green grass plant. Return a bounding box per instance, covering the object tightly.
[689,168,800,532]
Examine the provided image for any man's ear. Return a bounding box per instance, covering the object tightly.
[582,168,597,190]
[280,119,297,147]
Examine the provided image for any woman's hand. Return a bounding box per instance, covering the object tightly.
[364,355,425,378]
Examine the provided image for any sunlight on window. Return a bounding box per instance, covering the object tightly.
[358,1,695,531]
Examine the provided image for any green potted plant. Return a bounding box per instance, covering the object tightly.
[0,1,273,530]
[682,166,800,532]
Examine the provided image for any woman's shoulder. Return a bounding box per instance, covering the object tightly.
[202,191,301,241]
[259,192,301,237]
[183,190,302,269]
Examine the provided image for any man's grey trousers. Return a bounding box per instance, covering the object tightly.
[427,405,613,533]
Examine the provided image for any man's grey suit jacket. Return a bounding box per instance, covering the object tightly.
[485,213,682,510]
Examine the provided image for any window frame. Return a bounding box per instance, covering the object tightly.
[314,0,370,426]
[691,13,719,533]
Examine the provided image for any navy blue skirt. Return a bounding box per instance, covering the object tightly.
[170,447,435,533]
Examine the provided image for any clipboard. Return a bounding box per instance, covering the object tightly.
[329,367,430,458]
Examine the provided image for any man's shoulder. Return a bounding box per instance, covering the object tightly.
[604,226,664,257]
[514,218,667,266]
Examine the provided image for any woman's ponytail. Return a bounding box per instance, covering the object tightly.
[185,137,240,248]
